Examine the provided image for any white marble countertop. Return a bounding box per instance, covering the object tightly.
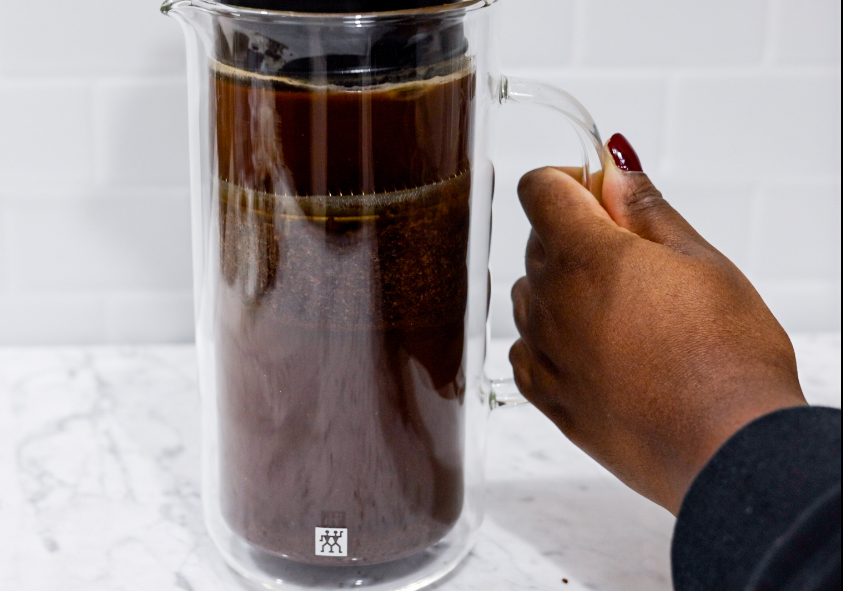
[1,335,839,591]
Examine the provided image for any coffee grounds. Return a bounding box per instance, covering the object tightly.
[212,64,475,564]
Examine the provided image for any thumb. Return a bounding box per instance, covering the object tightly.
[601,134,705,252]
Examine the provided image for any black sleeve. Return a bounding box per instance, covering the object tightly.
[671,406,841,591]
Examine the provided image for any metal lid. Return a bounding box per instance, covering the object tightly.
[223,0,459,13]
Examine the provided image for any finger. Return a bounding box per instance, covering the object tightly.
[509,339,570,426]
[509,339,533,395]
[517,166,616,260]
[556,166,586,185]
[602,134,708,253]
[552,165,605,204]
[525,230,546,274]
[511,277,530,336]
[512,274,566,368]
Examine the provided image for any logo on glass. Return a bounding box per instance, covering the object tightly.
[315,528,348,557]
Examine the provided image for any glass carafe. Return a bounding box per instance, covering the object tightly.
[162,0,603,588]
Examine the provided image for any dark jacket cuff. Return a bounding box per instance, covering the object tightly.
[671,406,841,591]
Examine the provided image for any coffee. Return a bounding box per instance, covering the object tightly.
[212,61,475,564]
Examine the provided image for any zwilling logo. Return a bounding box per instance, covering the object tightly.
[315,528,348,557]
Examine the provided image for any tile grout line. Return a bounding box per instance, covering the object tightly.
[0,184,192,200]
[90,79,110,191]
[0,197,8,294]
[658,74,682,178]
[762,0,783,69]
[0,74,187,88]
[83,83,99,191]
[569,0,588,69]
[745,183,768,280]
[0,195,21,294]
[501,65,842,80]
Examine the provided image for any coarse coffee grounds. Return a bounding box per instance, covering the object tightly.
[213,62,475,564]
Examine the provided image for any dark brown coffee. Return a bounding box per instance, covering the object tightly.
[212,61,475,565]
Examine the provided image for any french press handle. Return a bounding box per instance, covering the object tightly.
[489,75,605,409]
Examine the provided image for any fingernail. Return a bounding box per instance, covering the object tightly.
[607,133,643,172]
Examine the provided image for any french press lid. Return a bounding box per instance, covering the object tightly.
[217,0,468,84]
[223,0,460,12]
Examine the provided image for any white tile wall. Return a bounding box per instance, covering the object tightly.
[525,74,669,172]
[578,0,768,67]
[656,180,756,269]
[0,200,7,293]
[749,280,841,333]
[0,292,108,345]
[106,290,195,344]
[5,191,192,292]
[0,0,839,345]
[0,0,186,77]
[93,80,190,185]
[666,74,841,176]
[774,0,843,65]
[751,182,842,281]
[498,0,576,69]
[0,82,94,188]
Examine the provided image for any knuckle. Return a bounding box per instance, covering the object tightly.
[518,166,559,198]
[540,232,634,295]
[625,183,667,216]
[528,295,558,333]
[511,276,528,301]
[547,244,593,276]
[525,254,545,280]
[544,227,610,277]
[525,231,546,265]
[509,339,528,366]
[512,296,529,336]
[509,341,533,392]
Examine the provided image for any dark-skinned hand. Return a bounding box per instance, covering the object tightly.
[510,133,807,515]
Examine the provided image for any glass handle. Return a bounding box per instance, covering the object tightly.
[487,78,605,411]
[499,75,605,195]
[489,377,528,409]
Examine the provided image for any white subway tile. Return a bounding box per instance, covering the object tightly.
[536,74,667,173]
[0,292,107,346]
[667,75,842,176]
[5,190,192,292]
[494,75,666,175]
[657,179,755,269]
[497,0,576,70]
[750,182,841,281]
[752,280,841,333]
[0,0,185,77]
[489,163,532,286]
[94,80,190,186]
[495,99,583,175]
[0,199,7,292]
[106,291,194,344]
[490,280,519,339]
[0,82,93,189]
[579,0,767,67]
[774,0,842,65]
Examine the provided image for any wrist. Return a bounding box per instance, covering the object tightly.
[668,390,808,515]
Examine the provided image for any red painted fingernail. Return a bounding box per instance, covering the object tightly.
[608,133,643,172]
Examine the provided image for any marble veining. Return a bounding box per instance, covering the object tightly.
[0,335,839,591]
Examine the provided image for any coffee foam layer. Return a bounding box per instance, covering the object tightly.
[211,57,474,93]
[218,170,471,220]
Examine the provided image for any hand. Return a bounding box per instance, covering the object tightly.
[510,134,807,515]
